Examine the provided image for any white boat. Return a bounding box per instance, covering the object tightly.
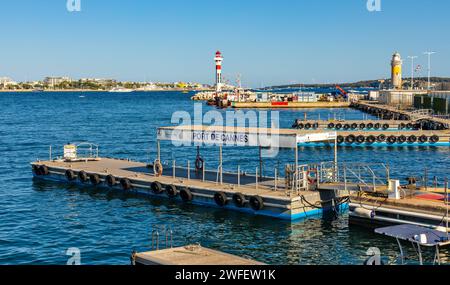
[108,87,134,93]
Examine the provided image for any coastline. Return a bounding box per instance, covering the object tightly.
[0,89,207,93]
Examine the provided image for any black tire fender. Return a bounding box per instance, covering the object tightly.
[232,193,246,208]
[106,175,116,187]
[180,188,193,202]
[65,169,76,181]
[214,192,228,207]
[151,181,163,194]
[166,184,178,198]
[90,174,101,185]
[250,196,264,211]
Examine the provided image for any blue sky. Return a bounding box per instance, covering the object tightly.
[0,0,449,87]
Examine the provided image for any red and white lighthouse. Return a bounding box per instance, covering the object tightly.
[214,51,223,93]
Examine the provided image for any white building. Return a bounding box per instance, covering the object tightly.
[0,77,17,86]
[44,76,72,87]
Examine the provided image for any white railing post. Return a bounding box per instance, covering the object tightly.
[255,168,258,190]
[274,168,278,192]
[173,160,176,179]
[187,161,190,181]
[237,165,240,187]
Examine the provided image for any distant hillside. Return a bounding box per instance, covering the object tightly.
[267,77,450,89]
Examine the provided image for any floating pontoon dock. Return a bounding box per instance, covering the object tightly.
[32,126,373,221]
[132,245,264,265]
[350,179,450,231]
[291,117,450,147]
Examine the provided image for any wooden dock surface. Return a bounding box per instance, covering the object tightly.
[34,158,298,201]
[134,245,264,265]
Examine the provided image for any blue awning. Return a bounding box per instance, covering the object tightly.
[375,225,450,247]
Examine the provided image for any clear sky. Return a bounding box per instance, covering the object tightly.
[0,0,449,87]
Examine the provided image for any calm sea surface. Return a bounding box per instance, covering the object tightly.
[0,91,449,265]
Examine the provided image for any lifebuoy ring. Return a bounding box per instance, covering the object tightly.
[398,135,407,144]
[297,123,304,129]
[106,175,116,187]
[313,123,319,129]
[180,188,193,202]
[305,123,312,130]
[374,123,381,130]
[153,160,163,177]
[382,124,389,130]
[351,123,358,129]
[151,181,163,194]
[90,174,101,185]
[78,171,89,183]
[328,123,335,129]
[335,123,342,130]
[399,123,406,130]
[214,192,228,207]
[39,165,49,176]
[359,123,366,130]
[65,169,76,181]
[232,193,246,208]
[337,136,344,144]
[195,156,204,171]
[343,124,350,130]
[367,123,374,129]
[249,196,264,211]
[166,184,178,198]
[307,169,318,185]
[120,178,132,191]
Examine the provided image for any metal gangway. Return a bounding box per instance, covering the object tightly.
[410,109,434,120]
[318,162,390,193]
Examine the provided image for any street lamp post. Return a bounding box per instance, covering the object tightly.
[407,56,418,90]
[423,51,436,92]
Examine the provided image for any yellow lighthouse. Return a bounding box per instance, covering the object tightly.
[391,52,403,89]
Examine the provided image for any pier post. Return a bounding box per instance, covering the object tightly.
[157,140,161,161]
[219,145,223,185]
[187,161,190,180]
[173,160,176,179]
[256,167,258,190]
[202,162,205,182]
[334,136,338,182]
[274,168,277,192]
[294,145,298,192]
[237,165,240,187]
[259,146,263,179]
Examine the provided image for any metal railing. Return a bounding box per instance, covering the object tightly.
[151,225,173,251]
[48,142,99,161]
[314,162,390,192]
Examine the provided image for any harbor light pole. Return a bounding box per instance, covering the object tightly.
[423,51,436,92]
[407,56,418,90]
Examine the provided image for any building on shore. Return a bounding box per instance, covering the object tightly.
[0,77,18,87]
[44,76,72,87]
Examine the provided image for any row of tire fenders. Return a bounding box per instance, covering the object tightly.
[335,134,440,144]
[293,121,417,131]
[32,165,266,211]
